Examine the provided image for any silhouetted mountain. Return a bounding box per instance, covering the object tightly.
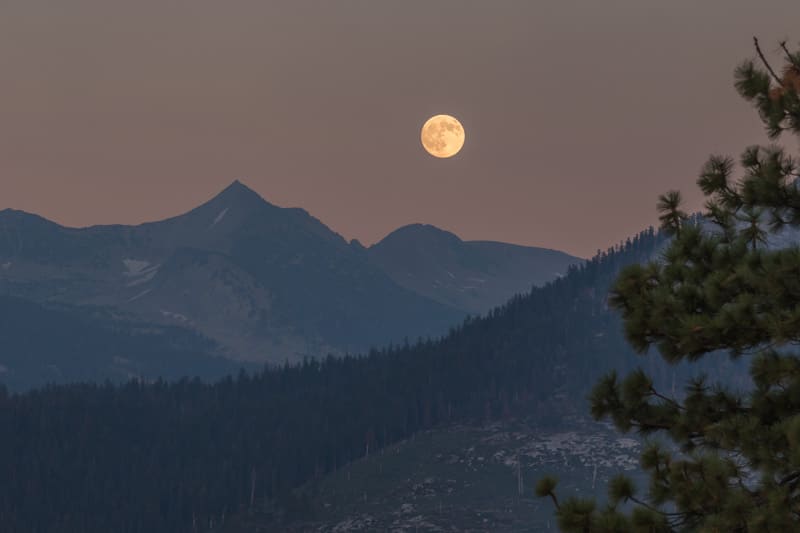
[0,181,467,364]
[0,181,579,371]
[369,223,581,313]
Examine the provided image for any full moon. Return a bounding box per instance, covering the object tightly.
[420,114,465,158]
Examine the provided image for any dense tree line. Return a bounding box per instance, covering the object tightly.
[0,226,732,532]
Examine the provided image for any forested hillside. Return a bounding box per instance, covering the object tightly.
[0,226,733,533]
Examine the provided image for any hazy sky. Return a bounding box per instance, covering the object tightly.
[2,1,800,257]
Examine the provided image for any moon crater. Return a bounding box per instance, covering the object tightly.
[421,115,465,158]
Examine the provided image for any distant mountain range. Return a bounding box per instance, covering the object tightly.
[0,181,580,388]
[0,216,760,532]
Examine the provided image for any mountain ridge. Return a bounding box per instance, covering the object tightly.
[368,221,581,313]
[0,180,579,386]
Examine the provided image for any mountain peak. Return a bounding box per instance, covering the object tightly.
[213,179,268,205]
[155,179,277,236]
[374,224,462,249]
[188,179,279,219]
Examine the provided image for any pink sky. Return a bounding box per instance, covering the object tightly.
[2,1,799,257]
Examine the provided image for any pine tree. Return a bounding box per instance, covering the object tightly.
[537,38,800,531]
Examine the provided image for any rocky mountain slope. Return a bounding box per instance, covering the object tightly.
[368,224,581,314]
[0,295,244,391]
[222,417,643,532]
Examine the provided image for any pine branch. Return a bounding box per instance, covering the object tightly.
[548,491,560,510]
[630,420,694,435]
[779,470,800,486]
[753,36,784,85]
[629,495,685,517]
[649,386,686,411]
[779,41,800,71]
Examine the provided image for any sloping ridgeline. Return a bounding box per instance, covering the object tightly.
[0,227,742,532]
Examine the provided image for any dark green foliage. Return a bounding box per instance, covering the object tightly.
[608,474,635,506]
[656,191,688,237]
[536,475,559,498]
[539,39,800,531]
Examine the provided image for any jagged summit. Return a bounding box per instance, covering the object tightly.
[204,179,274,210]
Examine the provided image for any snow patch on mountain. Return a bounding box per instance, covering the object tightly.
[126,269,158,287]
[122,259,159,287]
[211,208,229,228]
[161,310,190,323]
[123,259,150,275]
[127,288,152,302]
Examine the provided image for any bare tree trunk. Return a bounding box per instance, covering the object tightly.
[250,466,257,509]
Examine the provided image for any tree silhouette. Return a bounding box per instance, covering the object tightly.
[538,37,800,531]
